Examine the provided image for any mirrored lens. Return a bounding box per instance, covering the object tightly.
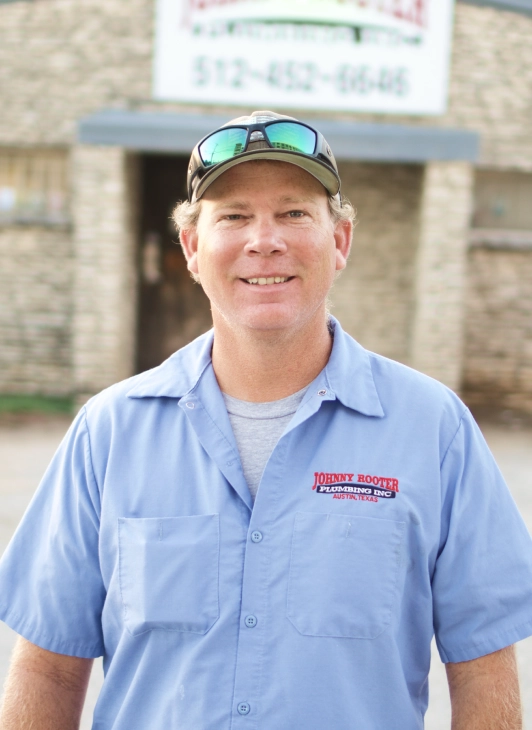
[199,128,248,167]
[265,123,317,154]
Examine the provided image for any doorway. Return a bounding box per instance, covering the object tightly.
[136,154,212,373]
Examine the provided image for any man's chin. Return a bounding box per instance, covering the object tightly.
[214,305,299,334]
[233,309,327,338]
[241,316,298,333]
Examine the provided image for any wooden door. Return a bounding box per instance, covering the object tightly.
[136,154,212,373]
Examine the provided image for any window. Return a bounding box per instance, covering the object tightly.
[472,170,532,231]
[0,149,69,225]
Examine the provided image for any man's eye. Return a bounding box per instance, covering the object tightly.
[225,214,243,220]
[288,210,305,218]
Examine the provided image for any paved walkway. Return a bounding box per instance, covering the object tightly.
[0,415,531,728]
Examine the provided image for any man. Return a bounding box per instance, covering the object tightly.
[0,110,531,730]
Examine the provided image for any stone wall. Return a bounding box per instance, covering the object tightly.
[331,162,422,366]
[409,161,474,391]
[333,160,474,393]
[445,4,532,170]
[464,245,532,415]
[0,0,154,146]
[0,225,72,395]
[72,146,139,401]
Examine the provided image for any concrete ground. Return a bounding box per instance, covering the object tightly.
[0,414,530,729]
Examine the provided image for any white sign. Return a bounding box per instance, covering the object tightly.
[153,0,455,115]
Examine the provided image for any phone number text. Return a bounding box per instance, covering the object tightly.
[193,57,410,96]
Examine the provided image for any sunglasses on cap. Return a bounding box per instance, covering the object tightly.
[187,119,341,202]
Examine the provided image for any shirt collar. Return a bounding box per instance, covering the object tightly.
[126,329,215,399]
[324,317,384,418]
[126,317,385,418]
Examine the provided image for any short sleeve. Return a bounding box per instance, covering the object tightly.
[432,410,532,663]
[0,407,105,658]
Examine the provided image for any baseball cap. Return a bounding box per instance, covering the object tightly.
[187,110,341,203]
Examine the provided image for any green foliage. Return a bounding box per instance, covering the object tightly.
[0,394,73,415]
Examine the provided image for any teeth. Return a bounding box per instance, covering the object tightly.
[245,276,289,285]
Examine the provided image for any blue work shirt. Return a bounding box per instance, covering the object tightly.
[1,318,532,729]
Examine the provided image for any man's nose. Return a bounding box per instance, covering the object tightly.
[244,218,287,255]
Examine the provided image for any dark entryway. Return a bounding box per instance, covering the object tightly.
[136,154,212,373]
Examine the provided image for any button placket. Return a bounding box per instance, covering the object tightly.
[231,442,289,729]
[230,523,267,726]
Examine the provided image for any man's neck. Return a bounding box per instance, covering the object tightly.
[211,314,333,403]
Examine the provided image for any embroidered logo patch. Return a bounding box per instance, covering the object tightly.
[312,472,399,502]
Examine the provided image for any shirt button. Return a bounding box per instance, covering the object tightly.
[185,402,195,409]
[244,615,257,628]
[318,389,327,396]
[251,530,263,543]
[237,702,251,715]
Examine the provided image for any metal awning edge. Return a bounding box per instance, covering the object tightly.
[78,109,480,164]
[459,0,532,17]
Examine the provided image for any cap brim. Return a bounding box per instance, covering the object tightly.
[193,149,340,202]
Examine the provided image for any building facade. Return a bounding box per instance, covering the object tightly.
[1,0,532,413]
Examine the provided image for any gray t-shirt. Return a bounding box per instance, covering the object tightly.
[222,386,308,501]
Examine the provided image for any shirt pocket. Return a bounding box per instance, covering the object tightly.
[118,515,220,636]
[287,512,405,639]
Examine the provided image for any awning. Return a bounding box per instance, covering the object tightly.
[78,109,479,163]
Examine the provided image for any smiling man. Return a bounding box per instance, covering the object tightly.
[179,158,351,404]
[1,111,532,730]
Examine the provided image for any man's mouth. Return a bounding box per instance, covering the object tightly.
[243,276,293,285]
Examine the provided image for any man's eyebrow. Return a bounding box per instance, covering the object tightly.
[278,195,318,205]
[212,201,251,211]
[211,195,320,211]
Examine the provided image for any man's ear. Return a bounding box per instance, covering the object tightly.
[333,218,352,273]
[180,228,199,277]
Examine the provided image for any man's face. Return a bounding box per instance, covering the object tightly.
[181,160,351,336]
